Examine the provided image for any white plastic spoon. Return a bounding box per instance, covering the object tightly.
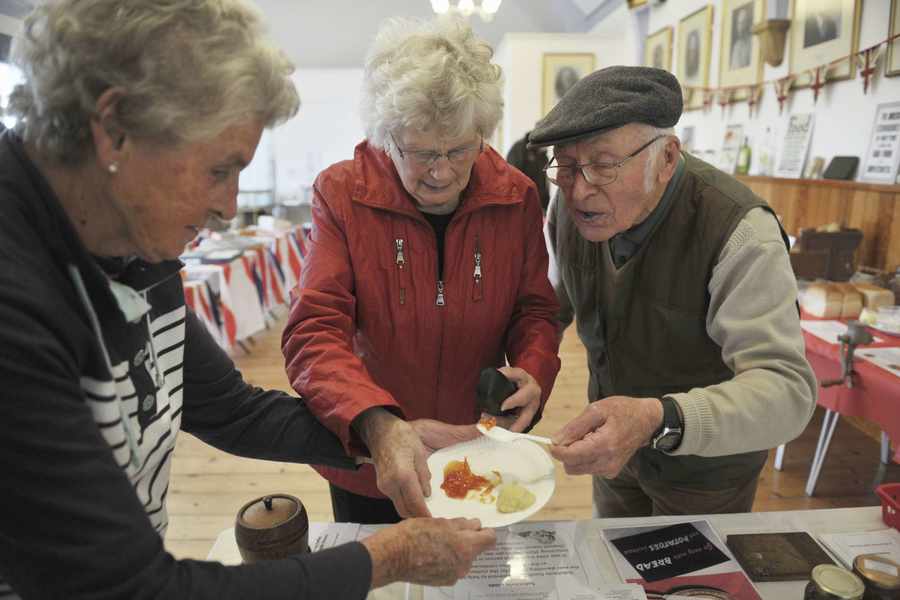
[476,422,553,445]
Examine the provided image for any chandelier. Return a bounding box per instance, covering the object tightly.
[430,0,502,22]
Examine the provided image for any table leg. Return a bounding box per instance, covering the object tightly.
[806,409,840,496]
[881,432,891,465]
[774,444,786,471]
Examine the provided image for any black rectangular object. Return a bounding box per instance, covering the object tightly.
[823,156,859,180]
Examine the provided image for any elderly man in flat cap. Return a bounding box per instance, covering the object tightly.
[535,66,816,517]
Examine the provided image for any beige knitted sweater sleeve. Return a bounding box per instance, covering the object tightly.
[668,207,818,457]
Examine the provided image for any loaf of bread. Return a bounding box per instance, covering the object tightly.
[801,283,844,318]
[832,282,863,318]
[851,283,895,311]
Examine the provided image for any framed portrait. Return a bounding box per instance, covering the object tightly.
[541,53,595,117]
[676,5,714,110]
[644,27,673,71]
[888,0,900,77]
[789,0,861,85]
[719,0,764,98]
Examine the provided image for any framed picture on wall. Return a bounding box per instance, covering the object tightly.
[644,26,673,71]
[677,5,714,110]
[860,101,900,183]
[718,0,764,99]
[888,0,900,77]
[789,0,861,86]
[541,53,595,117]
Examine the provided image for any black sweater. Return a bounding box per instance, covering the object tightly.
[0,128,372,599]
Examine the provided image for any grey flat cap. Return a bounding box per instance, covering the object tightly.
[528,66,682,148]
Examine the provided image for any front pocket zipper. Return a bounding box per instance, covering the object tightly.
[472,234,483,302]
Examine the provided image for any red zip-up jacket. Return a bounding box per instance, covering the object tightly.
[282,141,561,498]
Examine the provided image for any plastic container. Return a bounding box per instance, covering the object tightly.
[876,484,900,531]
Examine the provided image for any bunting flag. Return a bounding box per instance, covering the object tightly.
[746,84,764,116]
[773,76,794,115]
[857,46,883,94]
[718,89,734,111]
[702,89,715,112]
[810,67,827,103]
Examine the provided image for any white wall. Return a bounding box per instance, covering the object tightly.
[495,2,637,157]
[256,68,365,203]
[588,0,900,178]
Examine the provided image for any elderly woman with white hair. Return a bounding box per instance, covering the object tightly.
[282,16,561,524]
[0,1,496,598]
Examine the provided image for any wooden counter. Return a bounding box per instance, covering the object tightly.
[736,175,900,273]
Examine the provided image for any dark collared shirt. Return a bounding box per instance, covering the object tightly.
[609,156,685,268]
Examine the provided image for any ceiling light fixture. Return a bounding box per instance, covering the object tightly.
[430,0,502,22]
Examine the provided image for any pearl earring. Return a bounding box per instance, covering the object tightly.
[108,162,119,174]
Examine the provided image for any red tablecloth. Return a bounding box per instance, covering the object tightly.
[801,313,900,463]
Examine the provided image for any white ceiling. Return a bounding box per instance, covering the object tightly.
[251,0,611,68]
[1,0,625,68]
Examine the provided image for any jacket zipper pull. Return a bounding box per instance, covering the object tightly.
[395,239,406,268]
[474,245,482,282]
[436,280,445,306]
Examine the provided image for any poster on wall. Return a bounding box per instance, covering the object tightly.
[644,26,673,71]
[718,0,764,100]
[677,5,714,110]
[888,0,900,77]
[720,124,744,174]
[860,101,900,184]
[541,53,595,117]
[775,113,815,179]
[789,0,861,86]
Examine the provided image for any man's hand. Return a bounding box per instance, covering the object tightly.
[549,396,663,478]
[354,408,432,518]
[409,419,480,455]
[493,366,542,433]
[362,518,496,589]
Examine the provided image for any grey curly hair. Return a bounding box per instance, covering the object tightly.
[361,15,503,150]
[9,0,299,165]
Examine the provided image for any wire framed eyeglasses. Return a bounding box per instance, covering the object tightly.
[543,135,667,187]
[390,132,484,168]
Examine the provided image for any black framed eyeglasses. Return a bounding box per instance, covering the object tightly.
[390,132,484,168]
[543,135,667,187]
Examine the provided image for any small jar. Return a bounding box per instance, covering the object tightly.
[852,554,900,600]
[805,564,866,600]
[235,493,309,563]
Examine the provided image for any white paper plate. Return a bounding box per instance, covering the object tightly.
[424,436,555,528]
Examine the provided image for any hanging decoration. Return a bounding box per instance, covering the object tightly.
[772,75,795,115]
[809,67,827,103]
[678,31,899,113]
[746,84,764,116]
[856,45,883,94]
[702,89,716,112]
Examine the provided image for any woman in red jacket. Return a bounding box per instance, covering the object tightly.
[282,15,561,524]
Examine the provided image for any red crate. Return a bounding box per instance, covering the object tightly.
[876,483,900,531]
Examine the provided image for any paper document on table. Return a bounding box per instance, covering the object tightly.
[818,529,900,569]
[857,347,900,378]
[800,320,883,344]
[602,520,762,600]
[423,521,605,600]
[308,522,360,552]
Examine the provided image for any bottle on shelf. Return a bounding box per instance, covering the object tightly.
[736,136,752,175]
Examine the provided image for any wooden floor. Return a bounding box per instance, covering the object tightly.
[166,314,900,560]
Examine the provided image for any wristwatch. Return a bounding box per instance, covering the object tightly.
[651,397,683,453]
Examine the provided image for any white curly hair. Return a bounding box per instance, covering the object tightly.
[360,14,503,150]
[9,0,299,164]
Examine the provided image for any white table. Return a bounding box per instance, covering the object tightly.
[207,506,886,599]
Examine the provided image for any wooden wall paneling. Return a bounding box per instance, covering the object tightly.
[738,176,900,272]
[886,195,900,272]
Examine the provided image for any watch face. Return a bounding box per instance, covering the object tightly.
[653,427,682,452]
